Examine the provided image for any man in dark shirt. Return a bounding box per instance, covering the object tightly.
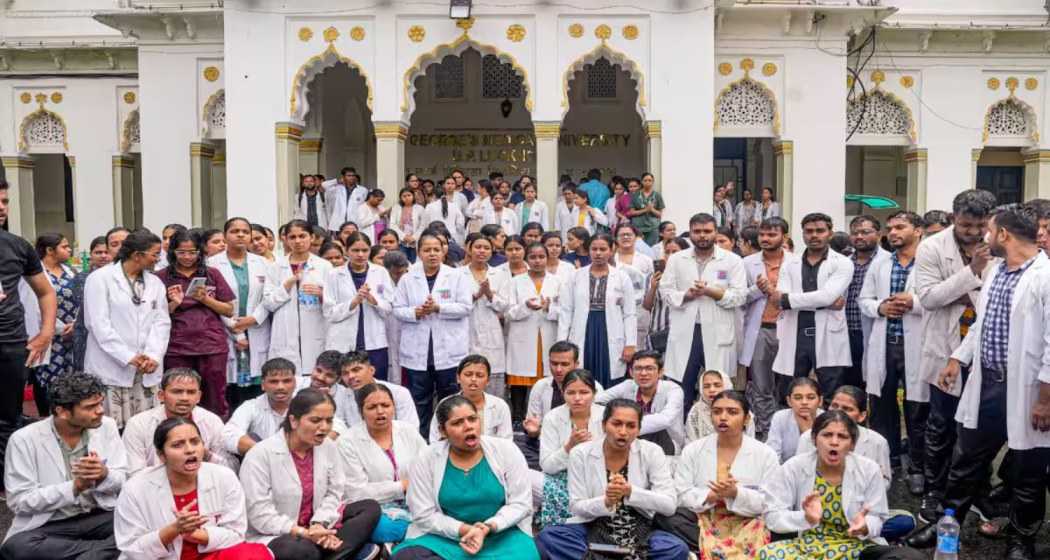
[0,179,57,491]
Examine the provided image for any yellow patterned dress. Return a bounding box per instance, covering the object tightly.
[756,475,867,560]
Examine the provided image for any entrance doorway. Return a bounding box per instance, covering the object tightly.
[305,62,376,185]
[32,154,75,242]
[714,138,776,204]
[845,145,906,222]
[976,147,1024,205]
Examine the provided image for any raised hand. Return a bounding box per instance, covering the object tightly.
[802,492,822,525]
[847,506,871,537]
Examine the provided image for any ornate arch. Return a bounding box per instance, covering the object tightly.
[846,90,917,144]
[202,89,226,138]
[289,43,375,122]
[121,109,140,153]
[401,35,533,120]
[17,107,69,152]
[561,43,647,121]
[714,77,780,137]
[983,96,1039,145]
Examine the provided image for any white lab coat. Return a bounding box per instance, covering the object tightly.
[739,251,793,367]
[339,420,428,504]
[483,207,521,235]
[675,435,779,515]
[428,393,513,443]
[422,199,467,245]
[568,206,609,235]
[392,264,474,371]
[595,379,686,453]
[122,405,237,477]
[355,203,388,236]
[390,204,426,247]
[772,250,855,377]
[797,426,893,489]
[293,191,330,231]
[114,463,246,560]
[505,272,561,377]
[19,278,50,368]
[567,438,676,523]
[3,417,128,541]
[519,200,550,231]
[323,263,394,352]
[613,252,654,308]
[83,263,171,388]
[525,376,605,422]
[403,437,533,540]
[323,180,369,229]
[766,408,823,464]
[465,266,510,374]
[209,252,273,380]
[333,379,420,430]
[239,432,345,544]
[539,404,605,475]
[659,247,747,384]
[952,252,1050,450]
[912,227,989,394]
[555,200,575,242]
[762,451,888,544]
[859,254,928,402]
[262,254,332,374]
[853,248,891,346]
[467,196,493,224]
[221,394,289,454]
[557,266,637,381]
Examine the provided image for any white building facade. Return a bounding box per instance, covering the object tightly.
[1,0,1049,248]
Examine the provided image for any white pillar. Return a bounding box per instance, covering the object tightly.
[275,122,302,227]
[645,121,662,191]
[774,140,794,230]
[1023,149,1050,200]
[211,150,227,228]
[112,154,137,227]
[299,138,323,175]
[534,121,560,212]
[1,155,35,239]
[374,122,407,200]
[189,142,215,227]
[971,148,983,189]
[905,148,928,214]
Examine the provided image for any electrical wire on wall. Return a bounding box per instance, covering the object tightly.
[845,25,876,143]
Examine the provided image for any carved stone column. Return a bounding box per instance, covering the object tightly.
[374,122,408,201]
[533,121,561,212]
[275,122,303,226]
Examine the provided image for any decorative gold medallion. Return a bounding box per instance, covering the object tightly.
[762,62,777,77]
[622,25,639,40]
[298,27,313,42]
[123,91,137,104]
[1025,77,1038,91]
[350,26,365,41]
[34,93,47,104]
[50,92,63,104]
[456,17,475,33]
[323,26,339,43]
[203,66,220,82]
[987,77,1000,90]
[408,25,426,43]
[900,75,914,88]
[506,24,526,43]
[595,24,612,40]
[1006,76,1019,93]
[740,58,755,74]
[19,92,31,104]
[871,69,885,85]
[718,62,732,76]
[568,23,584,38]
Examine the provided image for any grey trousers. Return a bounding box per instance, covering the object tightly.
[746,326,779,436]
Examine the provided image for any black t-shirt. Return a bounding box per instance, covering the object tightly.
[0,231,44,344]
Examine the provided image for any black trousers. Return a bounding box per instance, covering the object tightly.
[652,508,699,552]
[844,328,866,389]
[393,547,443,560]
[922,365,968,504]
[0,342,29,490]
[776,329,844,404]
[268,499,381,560]
[941,373,1050,538]
[869,340,929,474]
[514,432,541,471]
[680,324,706,421]
[0,508,118,560]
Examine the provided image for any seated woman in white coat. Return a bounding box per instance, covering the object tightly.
[684,370,755,443]
[239,388,382,560]
[557,232,637,389]
[537,369,604,528]
[505,241,561,420]
[1,373,127,560]
[795,386,892,488]
[114,417,270,560]
[340,383,429,545]
[655,390,779,557]
[262,219,333,374]
[428,355,512,443]
[323,231,395,377]
[462,233,510,399]
[767,377,824,464]
[594,350,684,456]
[536,399,687,560]
[123,368,236,477]
[391,395,537,560]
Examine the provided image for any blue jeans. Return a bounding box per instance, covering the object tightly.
[536,523,688,560]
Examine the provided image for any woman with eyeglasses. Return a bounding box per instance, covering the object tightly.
[84,229,171,429]
[156,229,236,417]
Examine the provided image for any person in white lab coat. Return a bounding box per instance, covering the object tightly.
[659,213,747,412]
[423,177,467,246]
[555,185,577,244]
[114,417,271,560]
[537,369,604,528]
[594,350,685,455]
[795,385,892,489]
[339,383,429,545]
[222,357,299,456]
[1,373,127,559]
[767,377,824,464]
[323,167,370,235]
[655,390,778,556]
[393,233,473,436]
[239,389,382,560]
[83,229,170,429]
[907,207,1050,558]
[558,233,637,387]
[293,174,329,231]
[483,191,520,235]
[541,232,576,287]
[324,231,394,375]
[569,187,609,236]
[356,189,392,243]
[427,355,512,444]
[612,223,655,353]
[122,368,236,478]
[391,395,538,560]
[858,211,929,495]
[535,399,687,560]
[505,242,561,420]
[757,411,891,559]
[768,213,855,400]
[391,187,425,262]
[381,251,411,384]
[517,183,550,232]
[209,217,273,410]
[337,350,419,430]
[463,234,510,398]
[684,369,756,443]
[262,220,332,374]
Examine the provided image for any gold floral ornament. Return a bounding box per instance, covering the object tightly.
[1006,77,1019,94]
[988,77,1000,90]
[762,62,777,77]
[124,91,137,104]
[718,62,732,76]
[1026,77,1039,91]
[350,26,365,41]
[740,58,754,76]
[622,25,639,40]
[50,92,63,104]
[19,92,32,104]
[568,23,584,38]
[203,66,220,82]
[506,24,526,43]
[34,93,47,105]
[298,27,313,42]
[323,26,339,43]
[900,75,914,88]
[871,69,885,86]
[408,25,426,43]
[595,24,612,41]
[456,17,475,34]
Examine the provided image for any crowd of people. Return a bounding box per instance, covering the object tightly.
[0,164,1048,560]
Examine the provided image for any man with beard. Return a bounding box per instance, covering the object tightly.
[741,217,789,439]
[1,372,126,559]
[844,215,888,389]
[909,205,1050,560]
[908,189,998,527]
[768,213,854,400]
[1026,198,1050,252]
[859,211,929,495]
[222,357,299,455]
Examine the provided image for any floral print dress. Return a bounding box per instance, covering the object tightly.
[38,265,79,388]
[757,475,867,560]
[697,462,769,560]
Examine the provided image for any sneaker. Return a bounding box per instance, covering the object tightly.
[354,543,381,560]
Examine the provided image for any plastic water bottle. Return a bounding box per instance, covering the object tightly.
[933,508,960,559]
[297,263,319,308]
[235,335,252,388]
